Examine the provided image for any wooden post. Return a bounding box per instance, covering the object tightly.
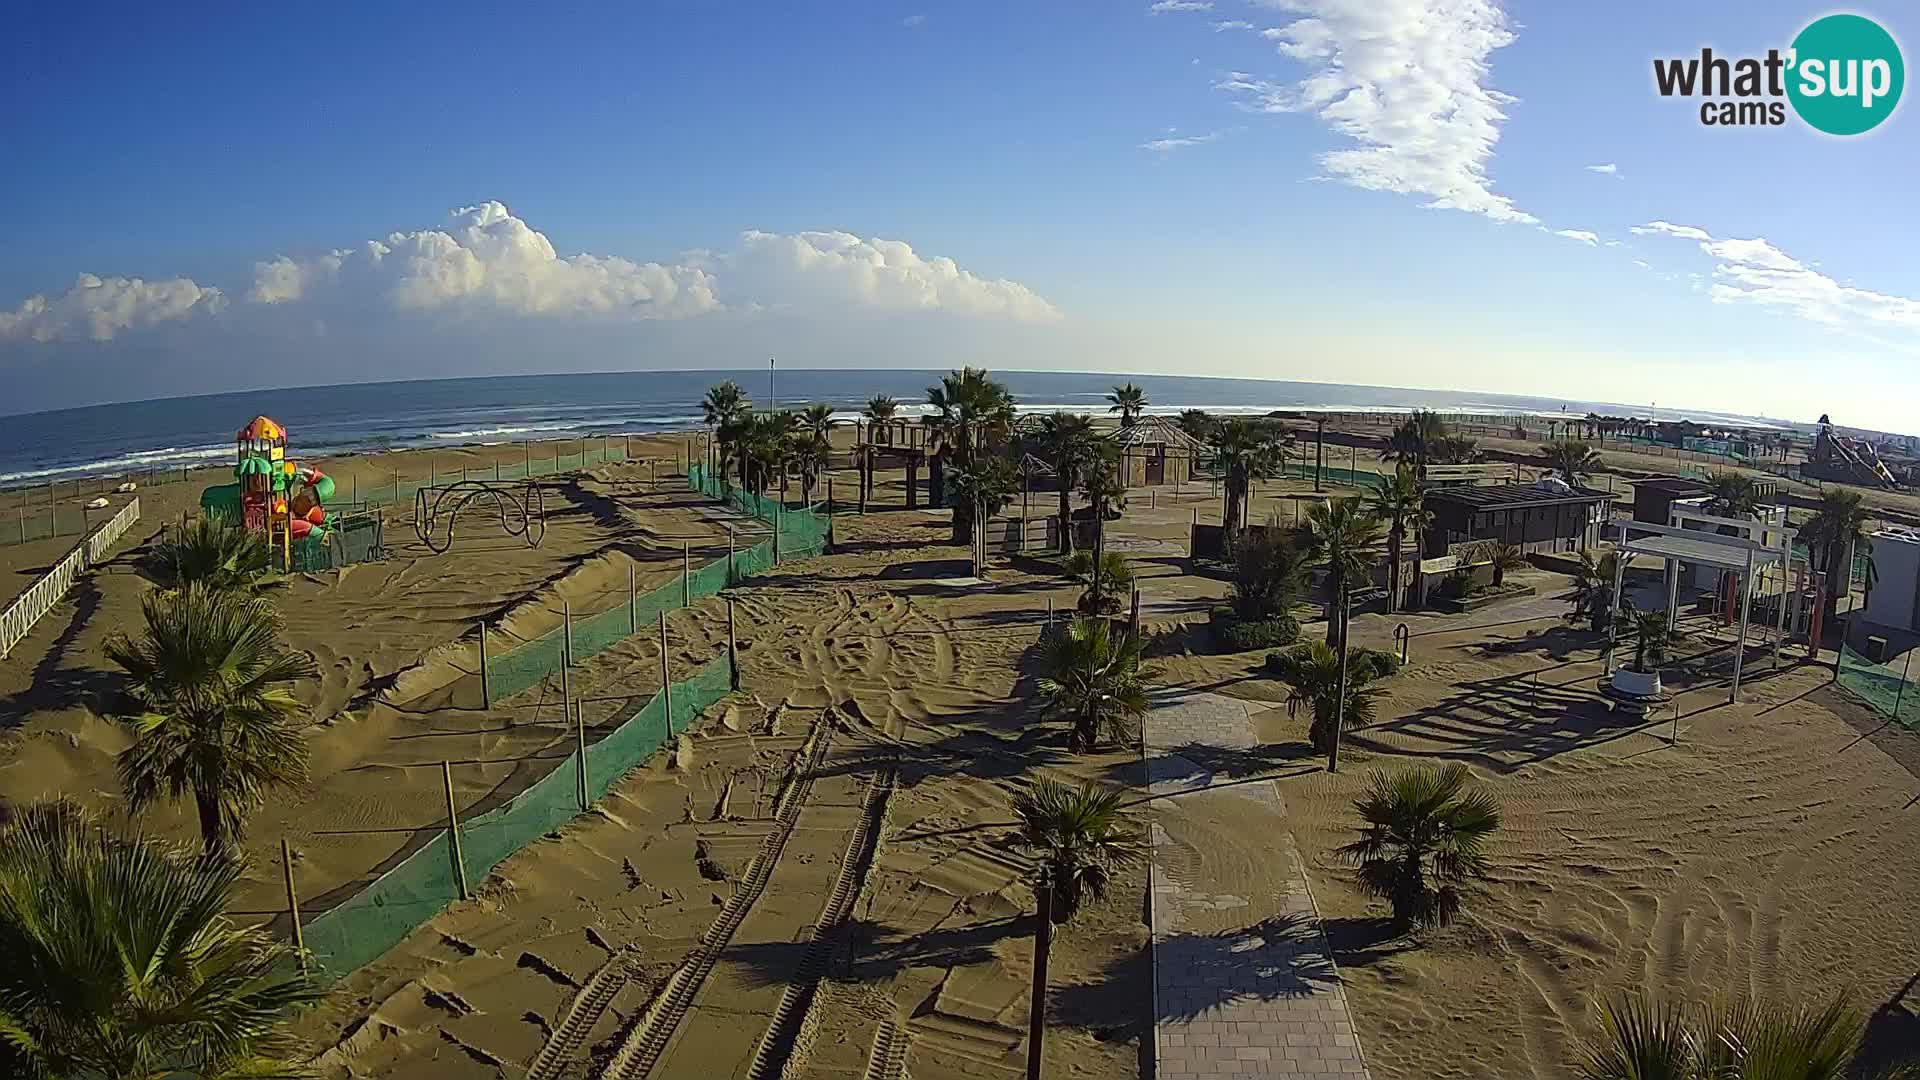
[728,597,741,690]
[281,839,306,971]
[773,502,782,562]
[443,762,469,901]
[575,695,589,810]
[563,595,574,667]
[1129,587,1141,640]
[478,621,491,707]
[728,525,736,584]
[682,542,691,605]
[1191,507,1199,559]
[628,562,638,634]
[525,440,532,477]
[659,611,673,735]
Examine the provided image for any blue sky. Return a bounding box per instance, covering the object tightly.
[3,1,1915,430]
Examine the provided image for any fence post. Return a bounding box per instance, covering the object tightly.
[728,597,741,690]
[728,526,737,585]
[575,696,589,811]
[628,563,638,634]
[1191,507,1198,559]
[478,621,490,707]
[773,503,782,563]
[281,839,306,972]
[1129,587,1141,640]
[443,762,469,901]
[682,542,691,606]
[659,611,673,736]
[626,433,632,461]
[525,440,532,477]
[563,595,573,668]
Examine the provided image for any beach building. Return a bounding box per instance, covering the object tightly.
[1420,478,1613,558]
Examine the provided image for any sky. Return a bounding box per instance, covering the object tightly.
[2,1,1916,430]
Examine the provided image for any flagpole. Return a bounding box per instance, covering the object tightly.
[769,356,777,410]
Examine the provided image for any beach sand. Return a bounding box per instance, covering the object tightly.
[3,431,1916,1079]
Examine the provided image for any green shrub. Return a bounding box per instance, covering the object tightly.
[1211,606,1300,652]
[1063,550,1094,581]
[1265,644,1401,679]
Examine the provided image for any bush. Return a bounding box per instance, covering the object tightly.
[1062,550,1094,581]
[1211,606,1301,652]
[1264,644,1400,679]
[1062,550,1132,590]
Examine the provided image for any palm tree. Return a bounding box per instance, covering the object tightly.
[149,514,277,592]
[863,394,898,425]
[799,403,835,441]
[790,432,831,506]
[1079,446,1128,612]
[1570,549,1627,633]
[1270,641,1386,755]
[1543,439,1602,483]
[1107,382,1147,429]
[925,367,1016,533]
[1382,411,1450,471]
[1231,520,1307,619]
[1427,435,1482,465]
[1037,616,1156,752]
[1367,466,1428,614]
[1304,497,1383,649]
[1338,763,1501,930]
[0,801,320,1080]
[1035,412,1097,556]
[1176,408,1217,441]
[104,586,315,857]
[704,381,751,480]
[1490,541,1527,587]
[1705,471,1761,517]
[1206,419,1288,548]
[1800,488,1875,628]
[1578,992,1916,1080]
[1012,779,1142,922]
[1010,779,1143,1080]
[1627,609,1671,674]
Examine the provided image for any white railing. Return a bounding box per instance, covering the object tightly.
[0,497,140,659]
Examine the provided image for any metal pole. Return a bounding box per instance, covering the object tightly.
[728,525,737,584]
[1025,868,1052,1080]
[1730,546,1755,703]
[1329,587,1350,772]
[478,621,490,707]
[628,562,638,634]
[281,839,306,971]
[443,762,469,901]
[683,542,691,606]
[563,595,574,668]
[659,611,673,735]
[1190,507,1198,559]
[728,597,741,690]
[1604,527,1626,675]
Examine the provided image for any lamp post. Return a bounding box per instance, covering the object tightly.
[1328,585,1352,773]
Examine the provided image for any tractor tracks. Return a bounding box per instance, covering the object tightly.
[861,1017,910,1080]
[525,946,642,1080]
[594,724,835,1080]
[743,764,897,1080]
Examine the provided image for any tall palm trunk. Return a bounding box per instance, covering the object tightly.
[1326,566,1345,647]
[195,785,227,858]
[929,453,946,508]
[1386,521,1404,614]
[1057,478,1075,556]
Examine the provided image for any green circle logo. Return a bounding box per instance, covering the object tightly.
[1787,14,1904,135]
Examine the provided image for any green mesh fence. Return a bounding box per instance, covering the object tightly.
[689,463,832,558]
[1837,644,1920,732]
[301,654,733,981]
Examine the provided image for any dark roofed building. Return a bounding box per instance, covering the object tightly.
[1422,480,1613,558]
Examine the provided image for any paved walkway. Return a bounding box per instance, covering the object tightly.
[1144,690,1371,1079]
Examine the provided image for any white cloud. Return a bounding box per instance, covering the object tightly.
[1217,0,1535,224]
[1211,19,1253,30]
[1140,130,1224,153]
[902,13,927,27]
[1585,163,1619,175]
[718,231,1061,323]
[1553,229,1600,246]
[1631,221,1712,242]
[251,202,720,319]
[1637,220,1920,331]
[0,273,225,343]
[244,203,1059,324]
[1150,0,1214,11]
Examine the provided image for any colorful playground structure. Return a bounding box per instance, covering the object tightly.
[199,415,358,567]
[1806,413,1899,489]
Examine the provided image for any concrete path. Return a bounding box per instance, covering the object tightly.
[1144,690,1371,1079]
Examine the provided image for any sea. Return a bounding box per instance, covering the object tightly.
[0,369,1798,488]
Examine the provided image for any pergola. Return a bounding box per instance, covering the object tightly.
[1606,518,1796,703]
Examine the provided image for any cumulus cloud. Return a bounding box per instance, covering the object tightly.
[1211,19,1253,30]
[1585,163,1620,175]
[0,274,224,343]
[902,13,926,27]
[1140,130,1223,153]
[717,231,1061,322]
[1553,229,1600,246]
[250,202,721,319]
[1217,0,1535,224]
[1636,220,1920,331]
[1150,0,1213,11]
[245,203,1057,324]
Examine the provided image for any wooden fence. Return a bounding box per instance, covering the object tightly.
[0,498,141,658]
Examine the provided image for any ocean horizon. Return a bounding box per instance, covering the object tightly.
[0,368,1803,487]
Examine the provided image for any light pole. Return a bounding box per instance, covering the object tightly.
[769,356,777,410]
[1328,585,1352,773]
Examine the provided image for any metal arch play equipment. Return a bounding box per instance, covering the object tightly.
[413,480,550,553]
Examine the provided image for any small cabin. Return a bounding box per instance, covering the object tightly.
[1422,480,1613,558]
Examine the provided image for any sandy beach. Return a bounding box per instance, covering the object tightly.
[2,425,1916,1079]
